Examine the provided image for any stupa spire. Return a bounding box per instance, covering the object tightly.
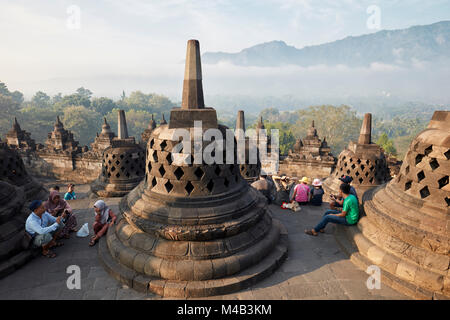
[181,40,204,110]
[117,110,129,139]
[358,113,372,145]
[236,110,245,131]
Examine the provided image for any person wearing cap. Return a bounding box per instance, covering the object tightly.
[292,177,310,205]
[25,200,66,258]
[310,178,324,206]
[64,184,77,200]
[330,175,358,209]
[305,183,359,236]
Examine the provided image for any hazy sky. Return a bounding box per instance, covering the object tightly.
[1,0,450,99]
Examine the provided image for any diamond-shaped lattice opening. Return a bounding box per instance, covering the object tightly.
[185,181,194,195]
[158,165,166,177]
[150,139,155,148]
[445,197,450,206]
[342,156,346,161]
[160,140,167,151]
[415,154,424,165]
[365,160,370,165]
[166,153,173,165]
[215,166,221,176]
[174,167,184,180]
[206,180,214,192]
[419,186,430,199]
[112,154,116,159]
[445,149,450,160]
[120,166,125,172]
[151,177,157,188]
[344,162,348,167]
[115,172,120,178]
[224,177,230,187]
[349,158,353,163]
[438,176,449,189]
[358,178,363,184]
[115,160,120,165]
[120,154,124,159]
[164,180,173,193]
[417,171,425,182]
[405,165,410,175]
[429,158,439,171]
[370,165,375,171]
[361,165,365,170]
[424,145,433,156]
[357,159,361,164]
[108,160,112,165]
[107,173,111,178]
[365,172,369,177]
[369,177,374,183]
[194,167,204,179]
[346,170,350,174]
[351,164,356,169]
[152,151,158,162]
[148,163,152,172]
[110,166,116,172]
[355,171,360,176]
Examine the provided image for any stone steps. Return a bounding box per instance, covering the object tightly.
[98,219,288,298]
[0,249,37,279]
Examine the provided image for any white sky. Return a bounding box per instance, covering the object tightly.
[1,0,450,99]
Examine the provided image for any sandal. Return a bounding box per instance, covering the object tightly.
[319,229,325,233]
[305,229,318,236]
[89,238,98,247]
[42,250,57,258]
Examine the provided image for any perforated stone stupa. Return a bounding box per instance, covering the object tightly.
[98,40,288,297]
[0,139,47,200]
[336,111,450,299]
[90,111,146,197]
[323,113,390,200]
[236,110,261,182]
[6,118,36,151]
[279,120,335,179]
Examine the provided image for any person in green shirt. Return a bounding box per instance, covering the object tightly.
[64,184,77,201]
[305,183,359,236]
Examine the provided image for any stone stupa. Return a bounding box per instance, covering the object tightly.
[6,118,36,152]
[90,117,116,154]
[335,111,449,299]
[90,110,146,197]
[323,113,390,201]
[98,40,288,297]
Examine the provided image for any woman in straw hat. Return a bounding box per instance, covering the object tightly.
[292,177,310,206]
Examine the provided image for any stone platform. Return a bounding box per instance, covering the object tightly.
[0,182,406,300]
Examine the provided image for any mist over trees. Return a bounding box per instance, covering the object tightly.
[0,80,431,158]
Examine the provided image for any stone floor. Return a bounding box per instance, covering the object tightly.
[0,182,407,300]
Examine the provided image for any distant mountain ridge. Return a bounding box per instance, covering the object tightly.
[202,21,450,67]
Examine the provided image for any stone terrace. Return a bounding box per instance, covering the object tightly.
[0,182,407,300]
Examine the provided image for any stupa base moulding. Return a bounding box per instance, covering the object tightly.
[98,211,288,297]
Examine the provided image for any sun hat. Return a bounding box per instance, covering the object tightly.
[300,177,309,184]
[312,178,322,187]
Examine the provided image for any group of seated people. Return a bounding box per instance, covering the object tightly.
[289,175,359,237]
[25,184,116,258]
[256,174,360,237]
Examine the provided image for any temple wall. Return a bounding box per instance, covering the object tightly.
[278,159,335,180]
[20,151,102,183]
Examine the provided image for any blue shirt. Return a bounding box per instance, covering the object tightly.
[64,192,76,200]
[25,212,59,236]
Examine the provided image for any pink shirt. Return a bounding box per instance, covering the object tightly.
[295,184,310,202]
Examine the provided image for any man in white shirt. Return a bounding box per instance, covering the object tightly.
[25,200,66,258]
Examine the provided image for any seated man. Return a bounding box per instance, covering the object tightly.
[305,183,359,236]
[330,175,358,209]
[25,200,66,258]
[251,175,275,204]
